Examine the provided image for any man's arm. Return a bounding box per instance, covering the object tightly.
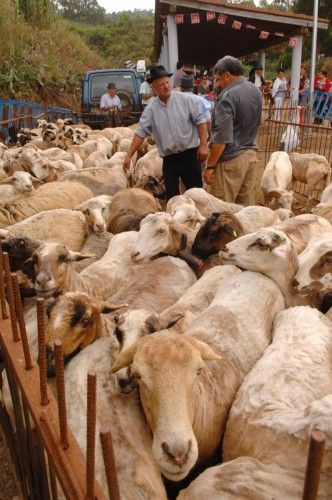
[197,122,208,162]
[203,142,225,185]
[123,134,144,170]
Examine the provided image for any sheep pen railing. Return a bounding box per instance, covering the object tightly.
[257,104,332,205]
[0,247,327,499]
[0,249,119,499]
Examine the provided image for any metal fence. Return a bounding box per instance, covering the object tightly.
[0,250,119,499]
[0,99,78,143]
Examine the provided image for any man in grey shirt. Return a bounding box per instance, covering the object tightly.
[123,65,208,200]
[204,56,262,205]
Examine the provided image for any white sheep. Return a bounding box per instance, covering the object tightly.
[290,152,331,209]
[111,270,285,481]
[133,148,163,183]
[223,306,332,496]
[74,195,113,234]
[260,151,293,210]
[0,171,43,206]
[166,195,205,229]
[184,188,242,217]
[291,231,332,295]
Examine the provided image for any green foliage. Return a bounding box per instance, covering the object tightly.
[70,10,155,68]
[53,0,108,25]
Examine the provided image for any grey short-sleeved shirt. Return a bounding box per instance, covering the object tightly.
[136,91,206,157]
[211,77,262,161]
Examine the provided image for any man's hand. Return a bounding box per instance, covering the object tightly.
[197,144,208,162]
[203,167,214,185]
[123,154,131,170]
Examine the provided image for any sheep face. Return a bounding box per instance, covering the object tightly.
[192,212,242,260]
[131,212,186,262]
[170,203,205,230]
[31,160,57,182]
[75,195,112,234]
[11,171,35,193]
[32,243,91,298]
[136,175,166,200]
[291,233,332,295]
[45,292,118,376]
[113,309,152,393]
[111,332,220,480]
[219,228,293,275]
[268,190,293,210]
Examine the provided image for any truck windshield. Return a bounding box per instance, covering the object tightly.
[91,73,136,102]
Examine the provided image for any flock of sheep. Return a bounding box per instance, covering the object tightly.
[0,118,332,499]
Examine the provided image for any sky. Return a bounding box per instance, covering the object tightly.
[98,0,155,12]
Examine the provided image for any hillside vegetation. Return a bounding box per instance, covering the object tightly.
[0,0,154,110]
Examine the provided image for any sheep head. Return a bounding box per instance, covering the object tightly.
[111,331,221,481]
[45,291,127,377]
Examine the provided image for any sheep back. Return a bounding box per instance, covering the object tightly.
[0,181,93,227]
[106,188,161,234]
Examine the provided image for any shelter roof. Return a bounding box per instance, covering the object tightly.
[154,0,329,66]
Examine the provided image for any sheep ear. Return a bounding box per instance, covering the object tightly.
[144,314,160,334]
[101,302,128,314]
[111,342,139,373]
[322,251,332,264]
[31,177,44,185]
[186,337,222,361]
[0,176,13,185]
[0,228,10,240]
[68,251,95,261]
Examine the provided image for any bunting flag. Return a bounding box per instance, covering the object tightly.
[289,37,298,48]
[161,12,299,48]
[191,13,200,24]
[218,14,227,24]
[232,20,242,30]
[175,14,184,24]
[259,31,269,39]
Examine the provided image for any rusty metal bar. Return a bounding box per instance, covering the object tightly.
[100,426,120,500]
[0,315,106,499]
[54,340,69,450]
[37,297,49,406]
[11,273,33,370]
[2,253,20,342]
[302,430,326,500]
[86,370,97,500]
[0,246,8,319]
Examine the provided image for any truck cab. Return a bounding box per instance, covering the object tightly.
[81,68,143,128]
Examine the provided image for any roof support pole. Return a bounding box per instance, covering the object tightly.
[167,15,179,74]
[290,35,303,106]
[163,33,170,72]
[159,44,165,66]
[258,49,266,76]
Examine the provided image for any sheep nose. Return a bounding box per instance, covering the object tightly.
[131,251,140,261]
[161,440,192,466]
[35,273,50,286]
[291,278,299,289]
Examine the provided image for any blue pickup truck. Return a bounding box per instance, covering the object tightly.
[81,68,144,128]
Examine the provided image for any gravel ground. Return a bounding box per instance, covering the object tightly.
[0,431,18,500]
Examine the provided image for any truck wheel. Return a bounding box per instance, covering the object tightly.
[116,89,135,112]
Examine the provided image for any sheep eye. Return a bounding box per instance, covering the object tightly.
[58,254,69,263]
[84,208,90,215]
[197,367,203,375]
[81,315,90,326]
[131,369,141,379]
[157,228,166,234]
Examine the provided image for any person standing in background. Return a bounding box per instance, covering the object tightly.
[100,82,122,126]
[180,75,211,138]
[172,61,187,90]
[204,56,262,206]
[139,71,155,108]
[314,69,330,124]
[248,64,265,94]
[271,68,288,121]
[298,65,309,106]
[197,74,212,95]
[123,65,208,200]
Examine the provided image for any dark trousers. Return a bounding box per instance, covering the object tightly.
[162,148,203,200]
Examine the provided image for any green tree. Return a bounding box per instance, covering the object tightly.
[54,0,108,24]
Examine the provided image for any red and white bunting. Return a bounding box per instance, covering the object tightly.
[259,31,269,39]
[232,20,242,30]
[174,14,184,24]
[274,31,284,37]
[207,11,215,21]
[246,24,256,30]
[218,14,227,24]
[289,37,298,48]
[191,12,200,24]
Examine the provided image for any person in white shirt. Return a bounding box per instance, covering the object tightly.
[271,68,288,121]
[140,73,155,108]
[100,82,122,126]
